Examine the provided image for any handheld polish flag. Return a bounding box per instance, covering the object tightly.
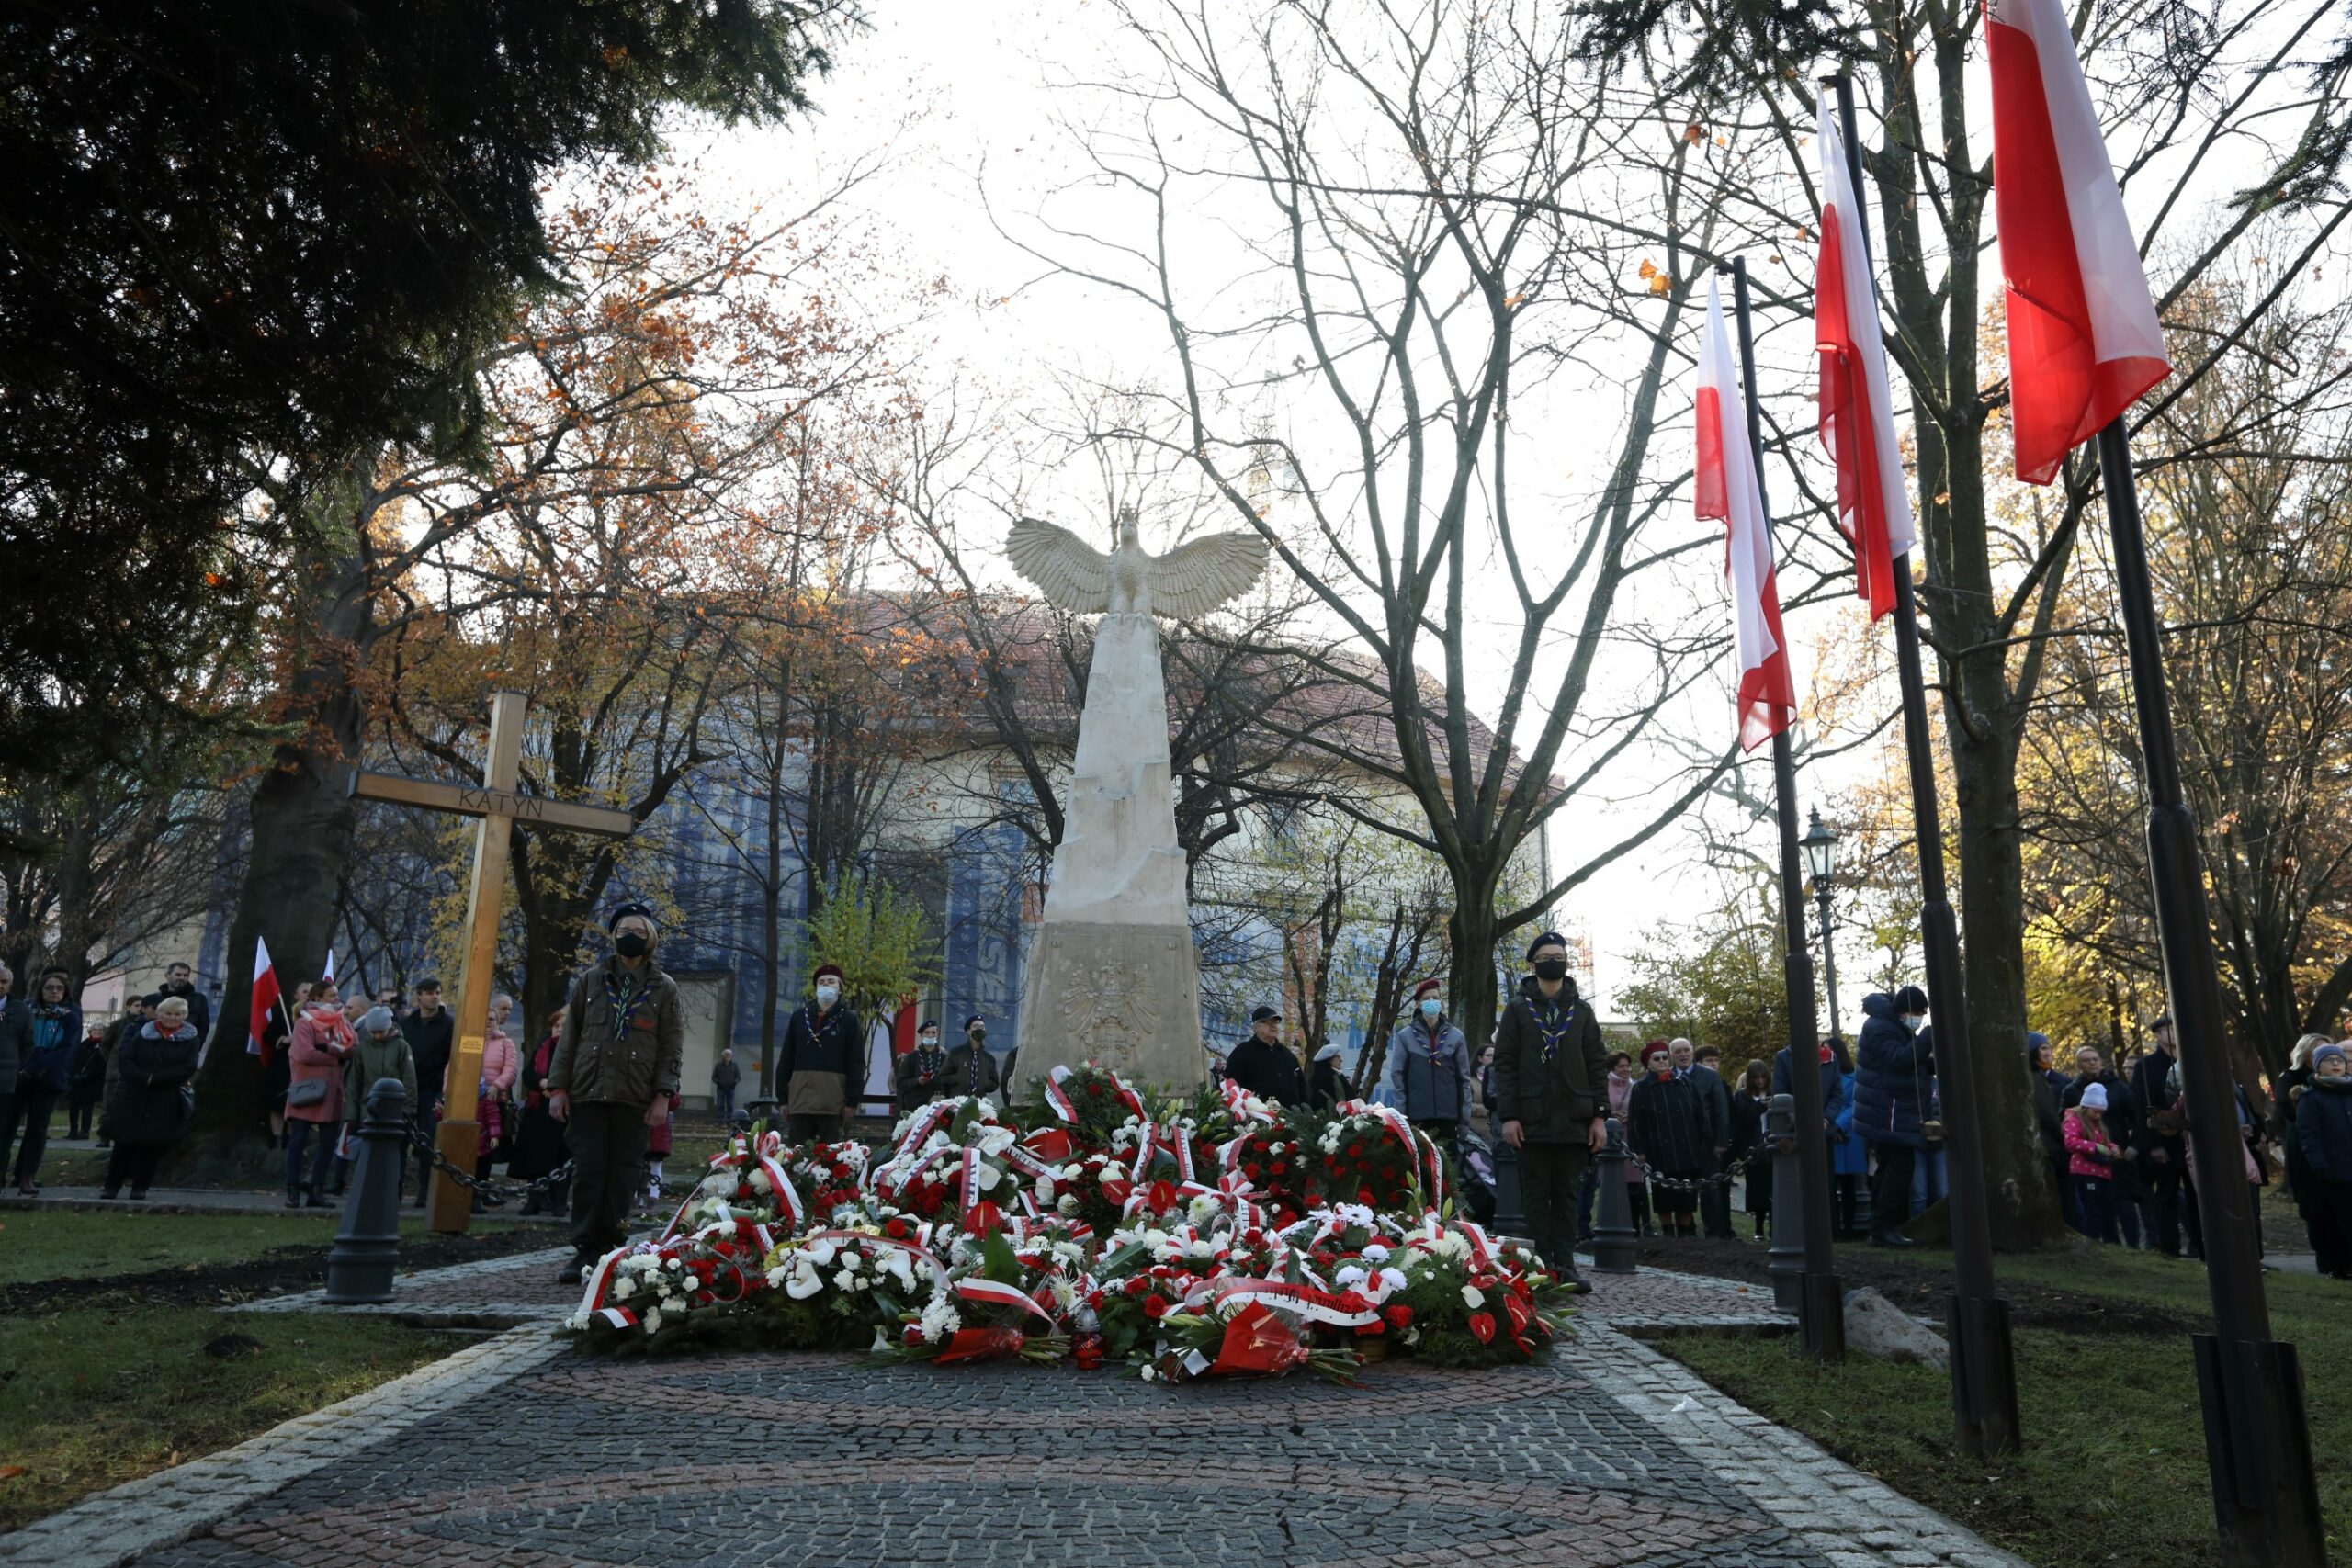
[1694,276,1797,752]
[248,935,281,1061]
[322,946,334,985]
[1813,92,1917,620]
[1985,0,2170,484]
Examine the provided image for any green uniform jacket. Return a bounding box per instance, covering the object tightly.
[344,1034,419,1124]
[1492,975,1611,1145]
[548,958,686,1107]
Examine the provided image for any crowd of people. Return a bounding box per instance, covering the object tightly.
[6,922,2350,1291]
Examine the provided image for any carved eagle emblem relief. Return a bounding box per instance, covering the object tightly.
[1006,508,1270,620]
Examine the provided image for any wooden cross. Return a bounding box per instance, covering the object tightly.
[348,690,634,1234]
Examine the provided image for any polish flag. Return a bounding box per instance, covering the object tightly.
[1695,277,1797,752]
[1986,0,2170,483]
[1814,92,1916,620]
[248,935,281,1062]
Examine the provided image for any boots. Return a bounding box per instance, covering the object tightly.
[285,1180,302,1210]
[302,1183,328,1209]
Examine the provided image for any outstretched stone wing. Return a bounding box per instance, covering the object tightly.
[1148,530,1269,620]
[1006,517,1114,613]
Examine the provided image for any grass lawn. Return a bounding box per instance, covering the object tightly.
[1653,1246,2349,1568]
[0,1304,469,1529]
[0,1209,515,1287]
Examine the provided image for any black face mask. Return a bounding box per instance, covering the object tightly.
[1532,958,1569,981]
[614,931,650,959]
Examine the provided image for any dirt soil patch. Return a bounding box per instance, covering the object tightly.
[1621,1234,2207,1337]
[3,1225,555,1314]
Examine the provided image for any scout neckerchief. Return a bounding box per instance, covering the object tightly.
[605,962,656,1036]
[801,998,847,1053]
[1522,986,1577,1063]
[967,1038,986,1096]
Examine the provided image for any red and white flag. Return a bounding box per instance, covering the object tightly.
[1694,277,1797,752]
[1814,93,1917,620]
[1985,0,2170,484]
[248,935,281,1061]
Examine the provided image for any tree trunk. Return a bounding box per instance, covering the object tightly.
[187,478,374,1157]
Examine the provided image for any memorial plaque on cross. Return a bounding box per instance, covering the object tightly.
[348,690,634,1234]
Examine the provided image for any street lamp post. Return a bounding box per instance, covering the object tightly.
[1801,809,1841,1041]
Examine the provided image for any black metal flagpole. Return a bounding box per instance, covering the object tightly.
[2093,419,2325,1564]
[1825,72,2018,1457]
[1724,258,1843,1360]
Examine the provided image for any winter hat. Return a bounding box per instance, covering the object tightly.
[606,900,656,932]
[1640,1039,1671,1066]
[1525,931,1568,962]
[1894,984,1929,1014]
[1314,1042,1344,1063]
[358,1006,397,1036]
[2314,1043,2347,1070]
[1411,978,1443,1002]
[811,963,845,985]
[1250,1005,1282,1024]
[2081,1082,2109,1111]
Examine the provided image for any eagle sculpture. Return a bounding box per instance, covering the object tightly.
[1006,507,1269,619]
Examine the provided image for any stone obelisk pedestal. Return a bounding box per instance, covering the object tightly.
[1017,612,1208,1096]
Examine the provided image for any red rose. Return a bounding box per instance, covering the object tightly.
[1125,1276,1152,1297]
[1468,1311,1498,1344]
[1385,1304,1414,1329]
[1143,1293,1170,1319]
[904,1324,924,1346]
[1270,1161,1286,1175]
[1245,1163,1262,1179]
[886,1217,910,1239]
[1357,1187,1375,1204]
[831,1163,852,1180]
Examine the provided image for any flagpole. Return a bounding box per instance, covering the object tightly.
[1825,72,2019,1459]
[1724,258,1843,1360]
[2093,416,2325,1563]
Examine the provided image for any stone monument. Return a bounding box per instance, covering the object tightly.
[1006,507,1269,1091]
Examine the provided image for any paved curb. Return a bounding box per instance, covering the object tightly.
[233,1245,579,1327]
[1570,1322,2030,1568]
[0,1324,565,1568]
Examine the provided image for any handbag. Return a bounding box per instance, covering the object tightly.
[287,1077,328,1109]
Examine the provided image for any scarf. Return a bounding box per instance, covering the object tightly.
[1521,991,1577,1063]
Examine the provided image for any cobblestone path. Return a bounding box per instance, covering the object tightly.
[0,1254,2024,1568]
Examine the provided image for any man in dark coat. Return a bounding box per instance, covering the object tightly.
[1853,985,1933,1247]
[1688,1043,1736,1238]
[942,1015,1001,1101]
[156,960,211,1043]
[548,903,686,1281]
[1225,1006,1306,1105]
[1493,931,1609,1290]
[778,962,865,1141]
[2130,1015,2190,1256]
[400,977,455,1207]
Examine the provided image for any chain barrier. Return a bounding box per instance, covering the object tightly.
[1615,1139,1773,1196]
[403,1122,574,1208]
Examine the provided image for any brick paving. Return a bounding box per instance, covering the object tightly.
[0,1253,2025,1568]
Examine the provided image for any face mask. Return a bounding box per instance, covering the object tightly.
[920,1033,939,1049]
[614,931,650,959]
[1419,998,1442,1020]
[1900,1014,1924,1032]
[815,985,839,1007]
[1532,959,1569,981]
[969,1024,986,1039]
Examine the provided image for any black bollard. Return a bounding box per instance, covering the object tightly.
[1766,1094,1804,1314]
[1589,1120,1639,1273]
[325,1077,409,1304]
[1492,1138,1529,1239]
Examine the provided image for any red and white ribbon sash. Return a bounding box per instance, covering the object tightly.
[1185,1275,1379,1328]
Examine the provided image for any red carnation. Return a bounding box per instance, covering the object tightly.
[831,1162,852,1180]
[1270,1161,1286,1175]
[1357,1188,1375,1204]
[903,1324,924,1346]
[1468,1311,1498,1345]
[1385,1304,1414,1330]
[885,1217,910,1239]
[1143,1293,1170,1319]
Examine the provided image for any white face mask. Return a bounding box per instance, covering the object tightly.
[1419,998,1442,1020]
[920,1033,939,1049]
[815,985,839,1007]
[1901,1014,1924,1032]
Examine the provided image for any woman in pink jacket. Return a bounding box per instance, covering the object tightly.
[2063,1082,2129,1244]
[285,978,356,1208]
[447,993,523,1197]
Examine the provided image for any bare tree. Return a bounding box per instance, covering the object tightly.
[989,1,1741,1044]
